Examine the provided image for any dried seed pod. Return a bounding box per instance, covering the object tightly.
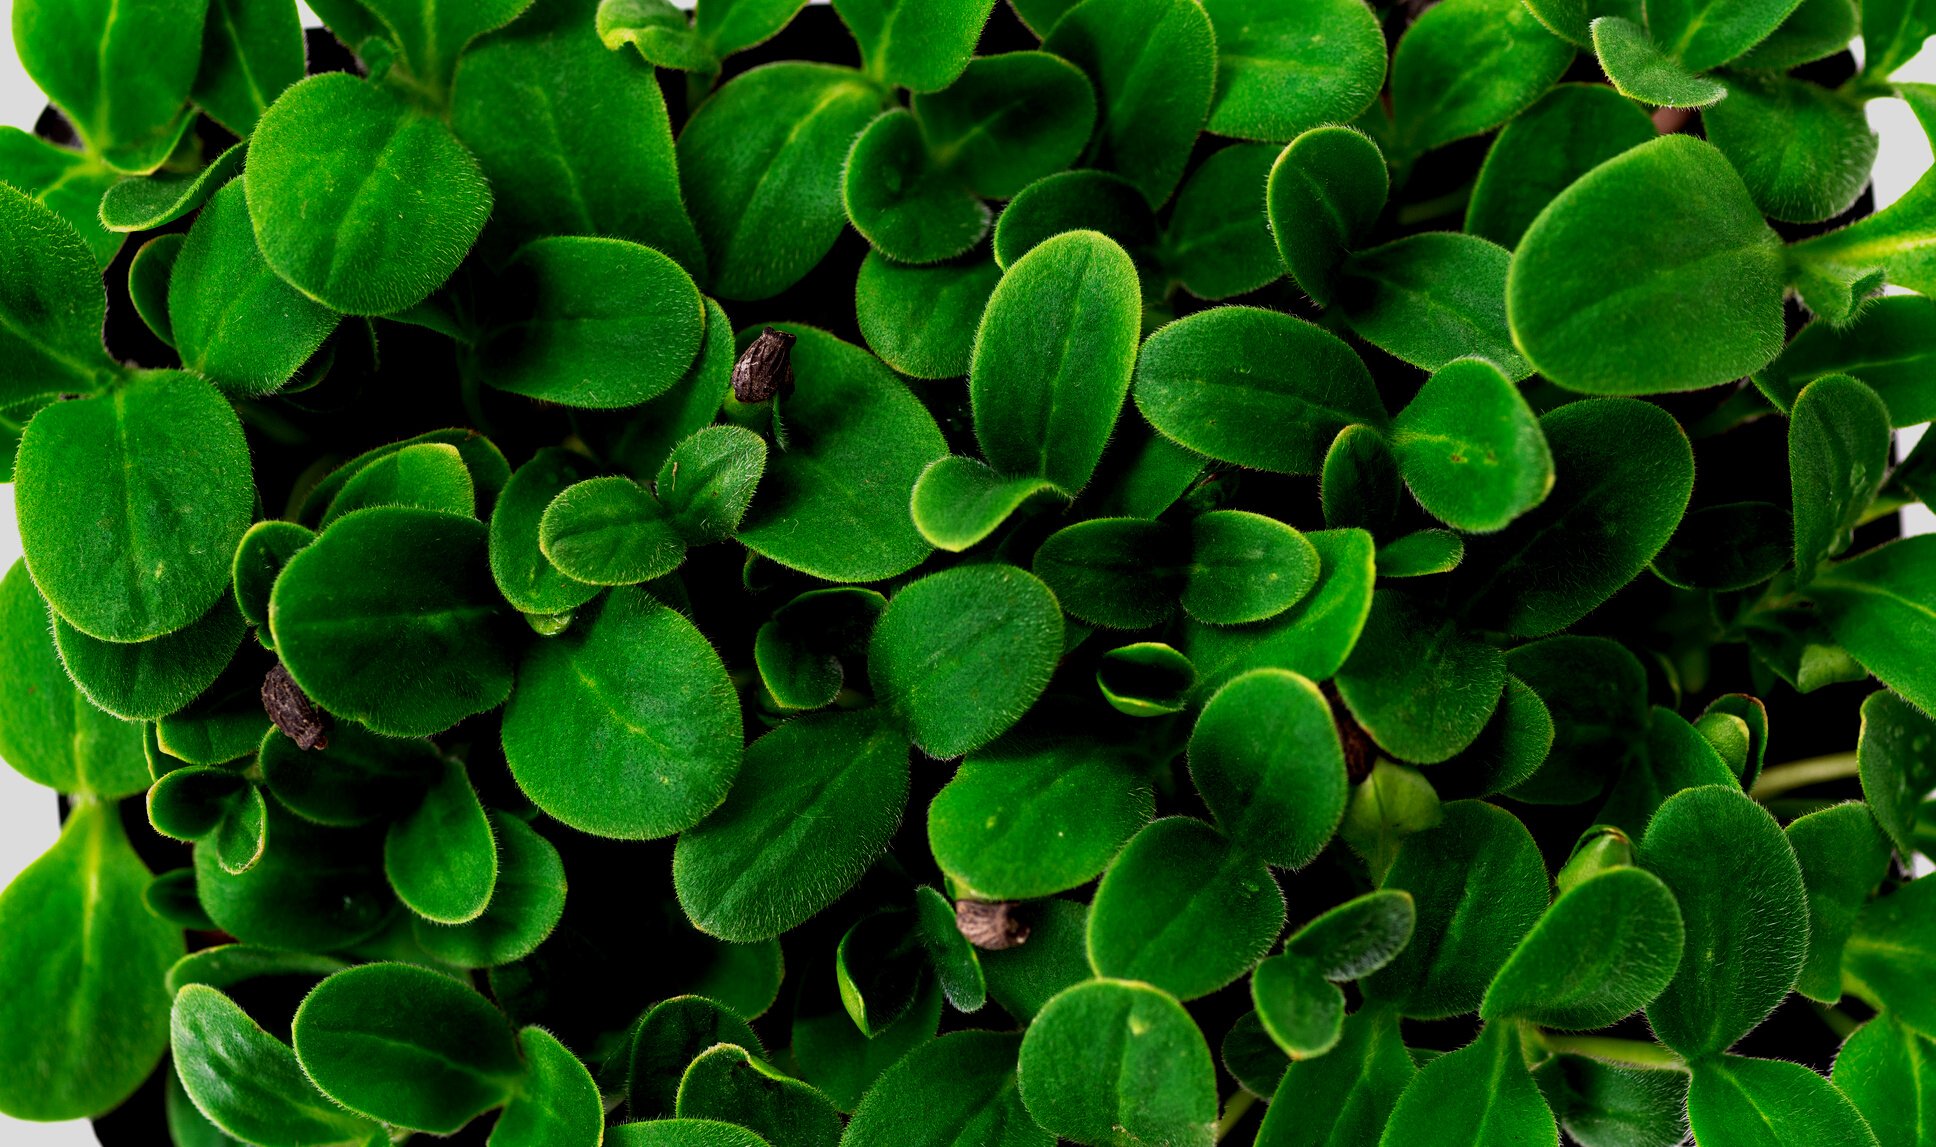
[732,326,796,403]
[955,899,1030,950]
[262,663,330,750]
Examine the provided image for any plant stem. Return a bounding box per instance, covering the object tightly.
[1813,1001,1860,1039]
[1752,753,1861,800]
[1215,1090,1258,1141]
[1534,1033,1688,1072]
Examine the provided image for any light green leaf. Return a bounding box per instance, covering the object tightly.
[52,593,245,722]
[1200,0,1385,142]
[0,127,123,266]
[490,1026,603,1147]
[13,0,204,172]
[1704,71,1876,224]
[538,477,687,585]
[910,456,1068,553]
[489,449,602,617]
[414,811,567,968]
[1846,876,1936,1038]
[0,182,114,405]
[1591,17,1728,108]
[657,425,766,545]
[854,252,1000,380]
[1482,867,1683,1030]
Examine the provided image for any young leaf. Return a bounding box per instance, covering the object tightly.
[1459,398,1694,637]
[357,0,535,91]
[1252,954,1344,1059]
[854,253,1000,380]
[1339,234,1531,381]
[1481,867,1684,1030]
[1810,536,1936,714]
[1086,816,1287,1001]
[1640,785,1808,1060]
[675,1044,842,1146]
[737,325,947,582]
[385,759,498,924]
[1286,891,1418,981]
[868,564,1063,758]
[629,996,766,1119]
[0,800,181,1121]
[842,1031,1047,1147]
[1267,126,1389,308]
[971,230,1141,492]
[1391,357,1552,533]
[843,109,992,265]
[1389,0,1574,157]
[1200,0,1385,142]
[1135,306,1387,475]
[1322,424,1402,535]
[674,710,911,941]
[1189,668,1348,867]
[912,51,1096,199]
[272,507,516,737]
[171,984,381,1147]
[1687,1055,1881,1147]
[415,812,567,969]
[1254,1006,1414,1147]
[1042,0,1216,208]
[491,1026,604,1147]
[677,63,887,299]
[1466,84,1657,249]
[0,182,113,405]
[193,0,305,136]
[1433,676,1554,800]
[52,593,245,722]
[1034,517,1181,629]
[17,369,253,643]
[293,962,526,1134]
[910,456,1068,553]
[13,0,204,172]
[1336,588,1507,765]
[1704,71,1877,224]
[1183,511,1319,626]
[321,442,476,527]
[833,0,994,92]
[1340,761,1445,882]
[1859,689,1936,862]
[1377,529,1465,577]
[1508,135,1785,395]
[1016,979,1218,1147]
[1183,528,1377,697]
[1787,802,1892,1003]
[1097,641,1197,716]
[490,449,603,617]
[993,169,1159,270]
[503,584,741,839]
[1790,374,1893,582]
[928,738,1153,899]
[1591,17,1728,108]
[1644,0,1812,72]
[1845,876,1936,1037]
[539,477,687,585]
[96,140,246,235]
[657,425,766,544]
[1377,1024,1558,1147]
[1162,142,1283,301]
[247,74,492,315]
[753,586,884,711]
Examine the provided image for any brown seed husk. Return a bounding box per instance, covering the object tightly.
[955,899,1030,950]
[732,326,796,403]
[262,663,330,750]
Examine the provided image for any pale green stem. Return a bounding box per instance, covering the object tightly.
[1215,1090,1258,1141]
[1813,1001,1861,1039]
[1752,753,1862,800]
[1534,1033,1688,1073]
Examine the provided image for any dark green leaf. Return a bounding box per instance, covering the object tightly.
[1016,978,1217,1147]
[1190,668,1347,867]
[1787,801,1892,1003]
[1287,890,1417,980]
[1811,536,1936,714]
[1377,1023,1557,1147]
[489,449,602,617]
[1482,867,1683,1029]
[842,1030,1048,1147]
[1266,126,1388,307]
[1687,1055,1881,1147]
[1644,0,1811,71]
[675,1044,841,1147]
[385,758,496,924]
[231,519,314,639]
[1791,374,1894,582]
[1757,295,1936,428]
[657,425,766,544]
[193,0,305,136]
[834,0,994,92]
[1162,143,1282,301]
[1096,641,1197,717]
[1183,528,1377,698]
[1859,689,1936,861]
[1834,1015,1936,1147]
[1254,1006,1414,1147]
[1466,84,1656,248]
[127,234,184,348]
[1034,517,1180,629]
[1182,510,1318,625]
[629,995,765,1119]
[981,899,1091,1024]
[1846,875,1936,1037]
[855,252,1000,379]
[490,1026,603,1147]
[196,797,393,950]
[53,593,245,722]
[171,984,380,1147]
[1200,0,1384,142]
[912,51,1095,199]
[1337,588,1506,765]
[1650,502,1791,592]
[1340,234,1530,381]
[1705,72,1877,224]
[1252,954,1344,1059]
[1392,357,1552,532]
[992,169,1158,271]
[321,442,476,527]
[1390,0,1574,157]
[1321,424,1402,535]
[843,109,991,265]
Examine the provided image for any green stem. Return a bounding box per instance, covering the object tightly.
[1533,1033,1688,1072]
[1751,753,1861,800]
[1215,1090,1258,1141]
[1813,1001,1861,1039]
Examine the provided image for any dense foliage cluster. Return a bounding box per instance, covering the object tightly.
[1,0,1935,1142]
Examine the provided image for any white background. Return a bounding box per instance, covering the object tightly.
[0,2,1930,1142]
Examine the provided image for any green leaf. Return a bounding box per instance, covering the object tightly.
[1016,979,1218,1147]
[589,295,736,480]
[0,128,124,266]
[490,1026,603,1147]
[1640,785,1808,1060]
[1757,296,1936,428]
[1846,876,1936,1037]
[1252,954,1344,1059]
[910,456,1068,553]
[1466,84,1657,249]
[1687,1055,1881,1147]
[0,800,181,1120]
[1834,1015,1936,1147]
[1375,530,1465,578]
[993,169,1158,271]
[1482,867,1683,1029]
[1536,1055,1689,1147]
[1591,17,1728,107]
[1340,761,1445,882]
[1433,676,1554,800]
[1459,398,1694,637]
[13,0,203,172]
[1645,0,1809,71]
[1034,517,1180,629]
[258,719,439,827]
[1788,802,1892,1003]
[453,0,704,274]
[18,370,253,643]
[1321,424,1402,535]
[657,425,766,545]
[912,51,1096,199]
[869,564,1063,758]
[1286,890,1417,980]
[171,984,380,1147]
[629,996,765,1119]
[608,1120,774,1146]
[1042,0,1215,208]
[970,230,1141,492]
[1096,641,1197,717]
[504,584,740,839]
[1134,306,1386,475]
[912,885,986,1011]
[357,0,534,91]
[1162,143,1283,301]
[1791,374,1893,582]
[321,442,476,528]
[854,253,1001,379]
[675,1044,841,1147]
[193,0,305,136]
[169,178,337,396]
[1650,502,1792,592]
[982,899,1091,1023]
[843,1030,1048,1147]
[1200,0,1385,142]
[1182,511,1318,626]
[538,477,687,585]
[753,586,883,711]
[1810,536,1936,715]
[1182,528,1377,698]
[1390,0,1574,157]
[1189,668,1347,867]
[52,593,246,722]
[384,758,496,924]
[297,429,511,526]
[1508,135,1785,395]
[1737,0,1860,69]
[415,812,566,968]
[294,962,525,1134]
[271,507,516,737]
[489,449,602,617]
[678,63,887,299]
[737,325,947,582]
[1502,636,1645,804]
[674,710,910,941]
[792,965,939,1112]
[1860,689,1936,862]
[0,562,148,796]
[1340,234,1530,381]
[480,236,706,408]
[843,109,991,265]
[1365,801,1549,1018]
[1086,816,1286,1000]
[1377,1023,1557,1147]
[148,765,246,842]
[1596,705,1741,837]
[97,141,247,235]
[1337,588,1506,765]
[1704,72,1876,224]
[1267,126,1387,307]
[195,795,393,950]
[1255,1006,1414,1147]
[1391,357,1552,533]
[834,0,993,91]
[247,73,492,315]
[929,737,1152,899]
[0,182,113,405]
